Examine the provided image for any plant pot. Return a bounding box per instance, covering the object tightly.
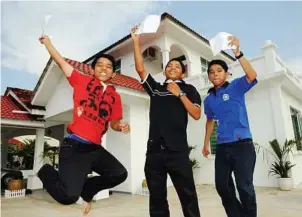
[278,178,292,191]
[8,179,24,191]
[142,179,148,188]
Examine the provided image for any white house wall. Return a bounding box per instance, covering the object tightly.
[129,100,149,194]
[230,56,266,78]
[281,89,302,187]
[106,104,132,193]
[118,31,235,82]
[191,82,282,187]
[44,74,73,119]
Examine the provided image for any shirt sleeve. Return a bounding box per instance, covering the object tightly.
[66,69,86,88]
[230,75,258,95]
[110,93,123,121]
[185,85,202,107]
[140,73,160,97]
[204,97,215,120]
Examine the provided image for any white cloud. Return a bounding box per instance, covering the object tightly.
[1,1,170,75]
[286,57,302,75]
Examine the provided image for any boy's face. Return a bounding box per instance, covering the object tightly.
[208,64,229,86]
[164,60,184,80]
[93,57,116,82]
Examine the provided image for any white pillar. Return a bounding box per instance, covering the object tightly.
[93,134,109,201]
[269,85,287,143]
[27,128,45,189]
[129,102,149,194]
[262,40,278,74]
[161,49,170,69]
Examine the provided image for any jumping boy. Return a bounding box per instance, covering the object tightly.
[38,35,130,215]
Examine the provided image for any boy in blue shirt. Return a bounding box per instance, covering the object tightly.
[202,36,258,217]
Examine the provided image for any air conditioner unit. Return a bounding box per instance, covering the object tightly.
[143,47,156,61]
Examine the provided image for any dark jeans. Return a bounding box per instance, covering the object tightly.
[38,138,127,205]
[144,140,200,217]
[215,139,257,217]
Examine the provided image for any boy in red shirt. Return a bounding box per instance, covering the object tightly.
[37,35,130,215]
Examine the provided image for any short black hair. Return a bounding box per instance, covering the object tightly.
[91,54,116,72]
[207,59,228,74]
[165,58,186,74]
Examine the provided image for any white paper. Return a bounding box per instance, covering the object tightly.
[135,15,161,34]
[42,14,52,35]
[209,32,236,56]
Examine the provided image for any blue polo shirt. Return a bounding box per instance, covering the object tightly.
[204,76,257,144]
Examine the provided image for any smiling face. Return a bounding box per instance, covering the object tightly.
[208,64,229,87]
[93,57,116,82]
[164,60,185,81]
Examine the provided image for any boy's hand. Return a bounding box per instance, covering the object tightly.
[119,122,130,133]
[202,144,210,158]
[167,82,181,97]
[131,26,140,42]
[39,35,51,45]
[228,36,241,57]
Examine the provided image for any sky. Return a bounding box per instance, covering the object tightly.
[1,1,302,94]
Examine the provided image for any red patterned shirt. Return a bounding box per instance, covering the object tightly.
[66,69,122,144]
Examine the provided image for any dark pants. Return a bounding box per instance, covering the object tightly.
[38,138,127,205]
[215,139,257,217]
[144,140,200,217]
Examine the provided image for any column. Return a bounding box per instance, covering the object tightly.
[93,134,109,200]
[262,40,278,74]
[27,128,45,189]
[269,86,287,143]
[129,102,149,194]
[161,49,170,68]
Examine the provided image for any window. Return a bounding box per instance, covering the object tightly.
[210,120,218,154]
[115,59,121,74]
[290,107,302,150]
[200,57,211,85]
[200,57,209,74]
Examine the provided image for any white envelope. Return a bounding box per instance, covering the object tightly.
[135,15,161,34]
[42,14,52,35]
[209,32,236,56]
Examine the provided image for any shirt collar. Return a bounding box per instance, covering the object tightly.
[165,79,185,84]
[207,81,229,95]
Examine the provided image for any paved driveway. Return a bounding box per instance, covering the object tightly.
[1,185,302,217]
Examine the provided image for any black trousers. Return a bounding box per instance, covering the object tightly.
[38,138,127,205]
[215,139,257,217]
[144,140,200,217]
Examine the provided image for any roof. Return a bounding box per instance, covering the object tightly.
[84,12,235,63]
[66,59,145,92]
[1,96,40,121]
[5,87,45,110]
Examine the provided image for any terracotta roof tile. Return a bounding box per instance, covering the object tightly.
[1,96,38,121]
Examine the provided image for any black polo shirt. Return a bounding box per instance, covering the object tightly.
[141,74,202,151]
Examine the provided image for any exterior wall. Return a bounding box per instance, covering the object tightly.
[106,104,132,193]
[281,89,302,187]
[191,81,286,187]
[117,32,233,84]
[230,57,266,78]
[45,75,73,119]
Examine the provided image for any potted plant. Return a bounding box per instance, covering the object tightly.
[256,139,296,190]
[188,145,200,170]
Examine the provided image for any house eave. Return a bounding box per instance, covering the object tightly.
[1,118,45,129]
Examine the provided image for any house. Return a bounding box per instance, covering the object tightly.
[1,13,302,199]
